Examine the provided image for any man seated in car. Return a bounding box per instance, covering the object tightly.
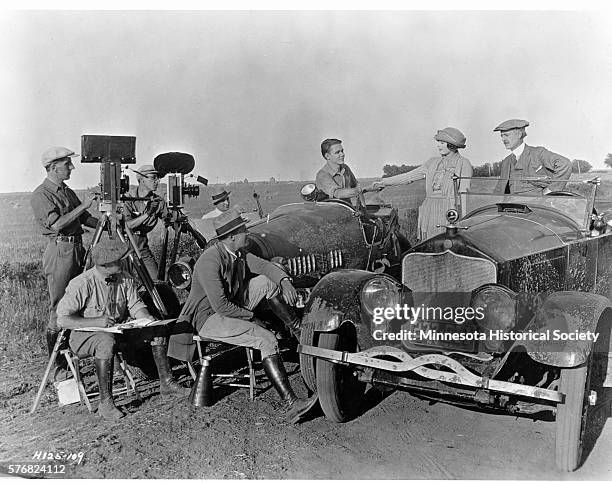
[315,138,364,205]
[492,119,571,196]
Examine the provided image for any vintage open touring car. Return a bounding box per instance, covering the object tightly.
[296,177,612,472]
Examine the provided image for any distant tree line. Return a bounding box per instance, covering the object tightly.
[382,164,419,178]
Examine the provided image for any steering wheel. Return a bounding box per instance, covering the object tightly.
[357,186,384,212]
[544,191,585,198]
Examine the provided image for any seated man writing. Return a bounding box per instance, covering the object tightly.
[57,237,188,420]
[177,209,317,424]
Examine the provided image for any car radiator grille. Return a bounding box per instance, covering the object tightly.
[285,250,344,277]
[402,251,496,294]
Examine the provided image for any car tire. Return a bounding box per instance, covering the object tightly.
[316,331,366,423]
[299,321,317,392]
[555,314,611,473]
[555,362,590,472]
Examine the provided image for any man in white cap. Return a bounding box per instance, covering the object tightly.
[201,189,231,219]
[123,165,169,279]
[178,209,317,424]
[57,237,188,419]
[492,119,571,195]
[31,146,99,381]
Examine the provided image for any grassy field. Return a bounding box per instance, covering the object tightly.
[2,172,611,361]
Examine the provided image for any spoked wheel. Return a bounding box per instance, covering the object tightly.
[555,320,611,471]
[316,328,366,422]
[555,363,591,472]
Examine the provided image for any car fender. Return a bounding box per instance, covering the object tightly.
[516,291,612,368]
[302,269,378,333]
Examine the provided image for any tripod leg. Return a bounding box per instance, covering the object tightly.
[82,212,110,271]
[121,224,169,318]
[169,222,183,268]
[184,221,209,249]
[157,224,170,282]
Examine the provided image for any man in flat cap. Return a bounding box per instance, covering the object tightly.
[123,165,169,280]
[178,209,317,424]
[201,189,231,219]
[492,119,571,195]
[57,237,188,419]
[31,146,99,381]
[315,138,364,206]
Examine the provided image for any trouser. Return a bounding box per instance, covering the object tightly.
[199,275,280,358]
[69,325,168,360]
[42,239,85,331]
[133,233,158,281]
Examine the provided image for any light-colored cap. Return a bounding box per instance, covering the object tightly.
[41,146,78,168]
[434,127,466,148]
[494,119,530,132]
[134,164,159,176]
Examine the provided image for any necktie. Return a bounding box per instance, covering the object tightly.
[106,278,119,321]
[232,253,246,303]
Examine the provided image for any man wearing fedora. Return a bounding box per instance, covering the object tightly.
[178,209,317,424]
[201,189,231,219]
[492,119,571,195]
[123,164,169,279]
[57,237,188,420]
[31,146,99,381]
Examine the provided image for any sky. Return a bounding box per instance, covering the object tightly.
[2,7,612,192]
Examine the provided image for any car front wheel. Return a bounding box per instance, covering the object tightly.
[315,330,366,422]
[555,319,611,472]
[555,363,591,472]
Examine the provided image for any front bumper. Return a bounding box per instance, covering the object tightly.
[298,343,562,403]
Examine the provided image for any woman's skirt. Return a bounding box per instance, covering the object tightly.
[417,196,456,241]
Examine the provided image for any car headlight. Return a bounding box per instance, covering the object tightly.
[361,276,401,314]
[168,258,194,289]
[471,284,516,331]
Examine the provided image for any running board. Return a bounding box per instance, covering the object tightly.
[298,344,562,403]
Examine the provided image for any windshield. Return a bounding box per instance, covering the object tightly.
[454,176,600,230]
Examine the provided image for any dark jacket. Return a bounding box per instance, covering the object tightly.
[493,144,571,195]
[167,242,287,361]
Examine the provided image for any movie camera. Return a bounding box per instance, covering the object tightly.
[153,152,208,209]
[80,134,175,317]
[150,152,209,281]
[81,134,137,212]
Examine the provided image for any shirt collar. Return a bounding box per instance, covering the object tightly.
[322,161,345,176]
[44,177,66,192]
[223,244,238,259]
[512,142,526,159]
[93,267,125,284]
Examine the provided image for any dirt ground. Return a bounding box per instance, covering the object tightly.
[1,347,612,480]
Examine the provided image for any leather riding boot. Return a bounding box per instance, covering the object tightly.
[150,344,189,397]
[95,358,124,420]
[267,295,302,340]
[262,354,318,424]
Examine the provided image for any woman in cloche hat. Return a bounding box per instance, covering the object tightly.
[370,127,473,241]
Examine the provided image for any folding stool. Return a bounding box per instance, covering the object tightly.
[30,328,140,414]
[187,335,260,401]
